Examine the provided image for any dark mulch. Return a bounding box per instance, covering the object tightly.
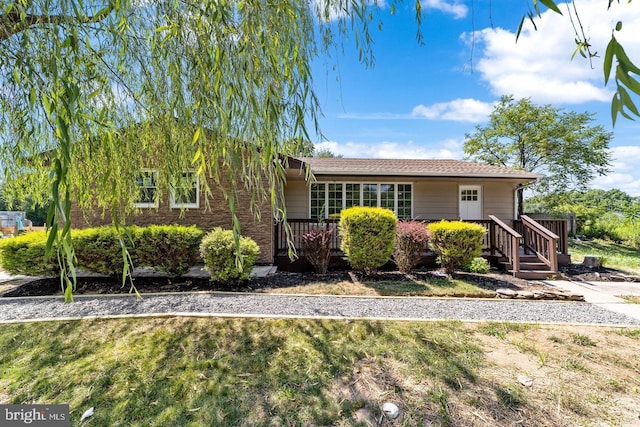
[2,267,548,297]
[1,271,355,297]
[6,259,635,298]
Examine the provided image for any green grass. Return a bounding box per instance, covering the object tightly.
[570,333,597,346]
[262,276,496,297]
[2,319,639,426]
[476,321,532,339]
[360,277,495,297]
[569,239,640,274]
[620,295,640,304]
[0,318,481,426]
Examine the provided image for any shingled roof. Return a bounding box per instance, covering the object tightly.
[294,158,541,180]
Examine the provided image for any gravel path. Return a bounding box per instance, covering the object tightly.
[0,292,639,326]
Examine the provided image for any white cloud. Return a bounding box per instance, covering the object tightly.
[421,0,467,19]
[591,146,640,196]
[315,139,463,159]
[470,0,640,104]
[313,0,387,22]
[411,98,493,122]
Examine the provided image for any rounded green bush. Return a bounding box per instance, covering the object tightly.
[339,206,397,273]
[199,227,260,282]
[464,257,491,274]
[427,220,486,274]
[0,231,59,276]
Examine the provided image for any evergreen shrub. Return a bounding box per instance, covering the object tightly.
[0,231,59,276]
[427,220,486,274]
[199,227,260,281]
[73,226,134,277]
[339,207,397,273]
[136,225,205,276]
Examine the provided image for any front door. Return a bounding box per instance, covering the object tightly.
[459,185,482,220]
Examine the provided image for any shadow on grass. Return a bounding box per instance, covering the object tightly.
[355,270,514,296]
[0,318,600,426]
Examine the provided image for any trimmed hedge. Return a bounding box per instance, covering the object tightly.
[393,221,430,273]
[73,227,134,278]
[199,227,260,282]
[339,207,397,273]
[137,225,205,276]
[0,225,206,279]
[0,231,59,276]
[427,220,486,274]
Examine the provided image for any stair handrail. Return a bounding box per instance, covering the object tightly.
[520,215,559,272]
[488,215,522,276]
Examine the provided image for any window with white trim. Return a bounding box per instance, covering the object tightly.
[397,184,412,218]
[134,170,158,208]
[362,183,377,207]
[170,171,199,208]
[309,182,412,219]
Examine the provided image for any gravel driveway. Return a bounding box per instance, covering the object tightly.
[1,292,639,326]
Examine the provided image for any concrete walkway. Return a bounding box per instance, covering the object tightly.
[544,280,640,322]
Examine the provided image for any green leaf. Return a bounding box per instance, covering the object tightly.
[615,21,622,31]
[537,0,563,14]
[516,16,526,42]
[618,86,640,117]
[191,127,201,145]
[45,223,58,260]
[611,93,620,127]
[615,43,640,75]
[604,37,616,85]
[616,66,640,96]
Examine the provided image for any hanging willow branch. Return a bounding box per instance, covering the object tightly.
[0,0,406,302]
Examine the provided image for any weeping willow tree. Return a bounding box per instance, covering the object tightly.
[0,0,406,301]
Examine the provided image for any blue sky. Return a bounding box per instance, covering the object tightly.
[310,0,640,196]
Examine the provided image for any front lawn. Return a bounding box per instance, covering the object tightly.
[260,272,497,297]
[1,318,639,426]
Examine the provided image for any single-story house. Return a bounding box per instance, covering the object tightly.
[71,157,569,278]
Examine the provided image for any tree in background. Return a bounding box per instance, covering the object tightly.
[464,96,612,216]
[525,189,640,246]
[314,148,344,158]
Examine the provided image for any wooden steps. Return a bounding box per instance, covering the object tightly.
[499,254,559,280]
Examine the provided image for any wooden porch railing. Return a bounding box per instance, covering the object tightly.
[488,215,521,276]
[516,215,559,273]
[273,218,341,257]
[273,217,568,270]
[274,218,497,257]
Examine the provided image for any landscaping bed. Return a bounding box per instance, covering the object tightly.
[2,267,570,299]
